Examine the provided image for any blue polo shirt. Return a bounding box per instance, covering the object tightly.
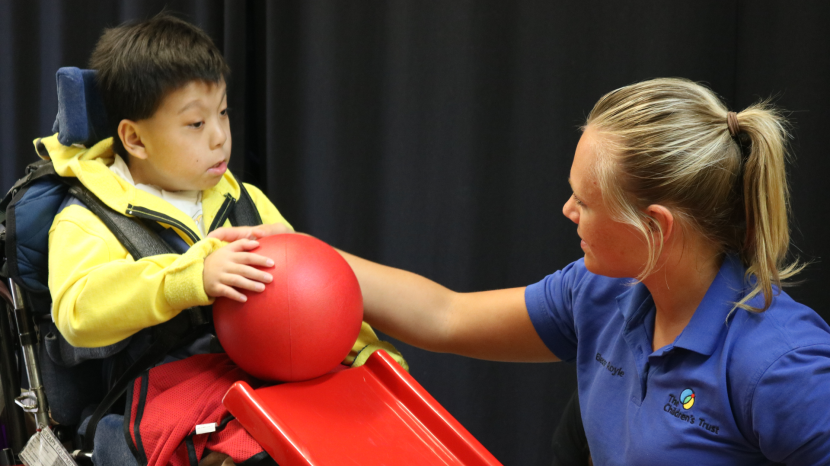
[526,255,830,465]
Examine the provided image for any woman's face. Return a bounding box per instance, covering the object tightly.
[562,127,649,278]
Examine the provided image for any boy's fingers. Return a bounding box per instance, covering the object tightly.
[222,273,267,293]
[227,238,260,251]
[208,227,244,242]
[248,226,271,238]
[253,223,292,237]
[231,264,273,284]
[218,285,248,303]
[209,224,289,242]
[236,252,275,268]
[206,226,227,240]
[209,227,260,242]
[207,282,248,302]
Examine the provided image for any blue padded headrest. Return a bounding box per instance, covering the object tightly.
[51,67,109,147]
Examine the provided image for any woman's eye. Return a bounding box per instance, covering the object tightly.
[573,195,585,207]
[220,108,229,116]
[189,121,204,129]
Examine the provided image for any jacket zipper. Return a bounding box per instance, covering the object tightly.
[207,194,236,233]
[126,205,201,244]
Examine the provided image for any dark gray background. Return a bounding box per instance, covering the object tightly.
[2,1,828,464]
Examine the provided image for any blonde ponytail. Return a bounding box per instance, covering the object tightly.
[734,105,803,311]
[586,78,801,312]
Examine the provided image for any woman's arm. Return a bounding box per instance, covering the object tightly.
[339,251,559,363]
[207,227,558,362]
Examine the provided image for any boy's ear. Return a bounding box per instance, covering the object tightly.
[118,119,148,160]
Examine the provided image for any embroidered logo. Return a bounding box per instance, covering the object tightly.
[664,389,721,435]
[680,388,695,409]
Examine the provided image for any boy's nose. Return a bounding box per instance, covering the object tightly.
[211,122,229,149]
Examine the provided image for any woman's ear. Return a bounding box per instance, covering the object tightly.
[118,119,148,160]
[646,204,674,240]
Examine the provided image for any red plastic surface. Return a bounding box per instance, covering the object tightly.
[223,350,503,466]
[214,234,363,382]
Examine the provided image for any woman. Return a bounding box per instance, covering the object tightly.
[214,78,830,464]
[338,78,830,465]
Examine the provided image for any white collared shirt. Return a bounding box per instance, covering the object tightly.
[109,154,205,235]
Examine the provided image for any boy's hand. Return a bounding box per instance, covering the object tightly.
[208,223,291,243]
[203,239,274,303]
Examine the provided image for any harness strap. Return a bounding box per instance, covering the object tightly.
[71,181,183,451]
[2,157,262,451]
[78,179,261,451]
[67,182,174,259]
[228,183,263,227]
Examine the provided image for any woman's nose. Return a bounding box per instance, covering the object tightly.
[563,196,579,224]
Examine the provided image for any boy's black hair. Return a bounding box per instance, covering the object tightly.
[89,13,230,158]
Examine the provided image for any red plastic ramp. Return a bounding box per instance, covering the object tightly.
[223,350,503,466]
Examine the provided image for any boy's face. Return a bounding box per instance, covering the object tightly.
[124,79,231,192]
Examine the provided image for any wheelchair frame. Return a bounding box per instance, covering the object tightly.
[1,276,85,463]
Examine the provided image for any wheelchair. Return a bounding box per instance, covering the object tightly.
[1,67,139,465]
[1,68,503,466]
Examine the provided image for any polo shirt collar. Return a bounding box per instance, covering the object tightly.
[617,280,653,327]
[616,254,747,356]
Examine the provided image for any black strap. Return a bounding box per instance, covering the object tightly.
[72,182,183,450]
[69,182,201,450]
[228,183,263,228]
[208,194,236,233]
[79,180,261,451]
[2,157,262,451]
[67,183,174,259]
[0,160,262,450]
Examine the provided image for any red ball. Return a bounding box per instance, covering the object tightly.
[213,234,363,382]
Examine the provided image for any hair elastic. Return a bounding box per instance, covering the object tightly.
[727,111,741,137]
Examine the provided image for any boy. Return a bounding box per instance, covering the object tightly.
[45,13,402,466]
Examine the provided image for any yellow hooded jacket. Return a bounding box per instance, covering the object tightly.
[43,135,392,367]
